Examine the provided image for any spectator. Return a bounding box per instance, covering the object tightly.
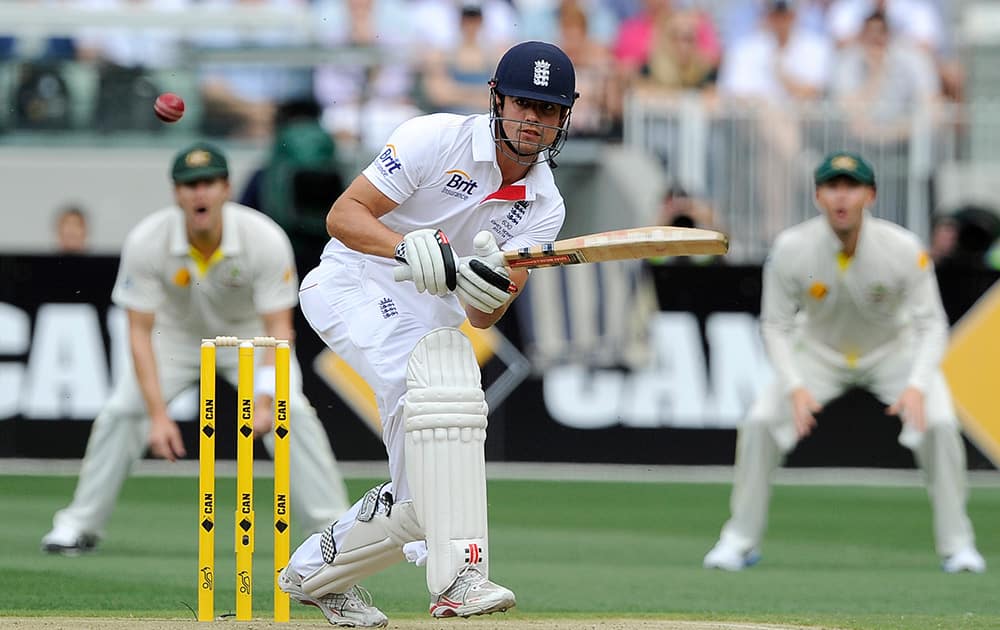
[516,0,620,46]
[13,62,74,130]
[614,0,720,79]
[928,214,958,265]
[53,205,90,254]
[409,0,517,52]
[312,0,421,151]
[556,1,620,136]
[649,184,724,265]
[659,183,720,231]
[932,206,1000,269]
[827,0,962,101]
[420,3,502,114]
[75,0,189,132]
[828,0,942,50]
[195,0,313,139]
[718,0,834,240]
[636,9,718,94]
[240,99,346,266]
[831,10,940,145]
[720,0,836,46]
[718,0,833,106]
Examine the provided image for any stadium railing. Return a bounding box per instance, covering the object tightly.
[622,93,983,262]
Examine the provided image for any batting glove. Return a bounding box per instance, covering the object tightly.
[456,231,516,313]
[395,228,458,296]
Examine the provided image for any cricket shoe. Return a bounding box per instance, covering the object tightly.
[429,566,516,618]
[942,546,986,574]
[41,527,99,556]
[703,540,761,571]
[278,567,388,627]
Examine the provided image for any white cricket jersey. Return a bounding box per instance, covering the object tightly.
[761,213,948,393]
[112,202,299,343]
[323,112,566,263]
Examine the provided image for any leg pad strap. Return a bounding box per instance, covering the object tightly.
[303,483,423,597]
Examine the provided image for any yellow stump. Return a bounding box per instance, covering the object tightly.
[198,342,216,622]
[236,342,255,621]
[273,342,291,622]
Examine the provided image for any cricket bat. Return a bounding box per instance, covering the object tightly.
[499,225,728,269]
[393,225,728,282]
[393,225,729,282]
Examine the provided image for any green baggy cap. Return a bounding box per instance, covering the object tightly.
[814,151,876,187]
[171,142,229,183]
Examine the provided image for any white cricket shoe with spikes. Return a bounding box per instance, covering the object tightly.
[703,540,762,571]
[278,567,388,627]
[429,566,516,618]
[942,546,986,574]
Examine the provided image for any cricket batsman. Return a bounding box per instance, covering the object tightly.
[276,41,579,626]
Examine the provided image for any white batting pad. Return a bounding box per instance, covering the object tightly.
[404,327,490,595]
[302,484,422,597]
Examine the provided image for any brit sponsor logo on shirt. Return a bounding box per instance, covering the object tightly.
[376,144,403,176]
[441,169,479,200]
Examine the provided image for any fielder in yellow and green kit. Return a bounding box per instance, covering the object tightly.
[704,152,985,574]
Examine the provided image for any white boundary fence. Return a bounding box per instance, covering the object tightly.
[622,94,982,262]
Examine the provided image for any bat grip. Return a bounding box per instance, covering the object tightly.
[393,265,412,282]
[473,231,505,268]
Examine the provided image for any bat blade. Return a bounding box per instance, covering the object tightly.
[504,226,729,269]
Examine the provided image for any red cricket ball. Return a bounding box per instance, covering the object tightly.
[154,92,185,123]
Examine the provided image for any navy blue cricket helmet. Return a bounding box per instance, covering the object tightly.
[489,41,579,165]
[492,40,577,108]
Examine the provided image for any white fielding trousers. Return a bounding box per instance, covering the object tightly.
[51,336,350,538]
[288,256,467,582]
[718,338,977,557]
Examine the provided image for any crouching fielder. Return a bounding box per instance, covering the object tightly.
[278,41,579,626]
[704,152,985,574]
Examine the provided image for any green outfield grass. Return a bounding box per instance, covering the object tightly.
[1,473,997,629]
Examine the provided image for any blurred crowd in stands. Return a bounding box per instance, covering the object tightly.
[1,0,962,147]
[8,0,996,269]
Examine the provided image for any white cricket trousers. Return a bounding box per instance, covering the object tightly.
[51,338,350,538]
[718,338,977,558]
[288,256,467,580]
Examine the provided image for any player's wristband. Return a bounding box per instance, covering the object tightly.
[254,364,276,399]
[394,241,407,264]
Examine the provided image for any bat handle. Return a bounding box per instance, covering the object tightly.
[393,265,412,282]
[394,230,501,283]
[473,231,505,269]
